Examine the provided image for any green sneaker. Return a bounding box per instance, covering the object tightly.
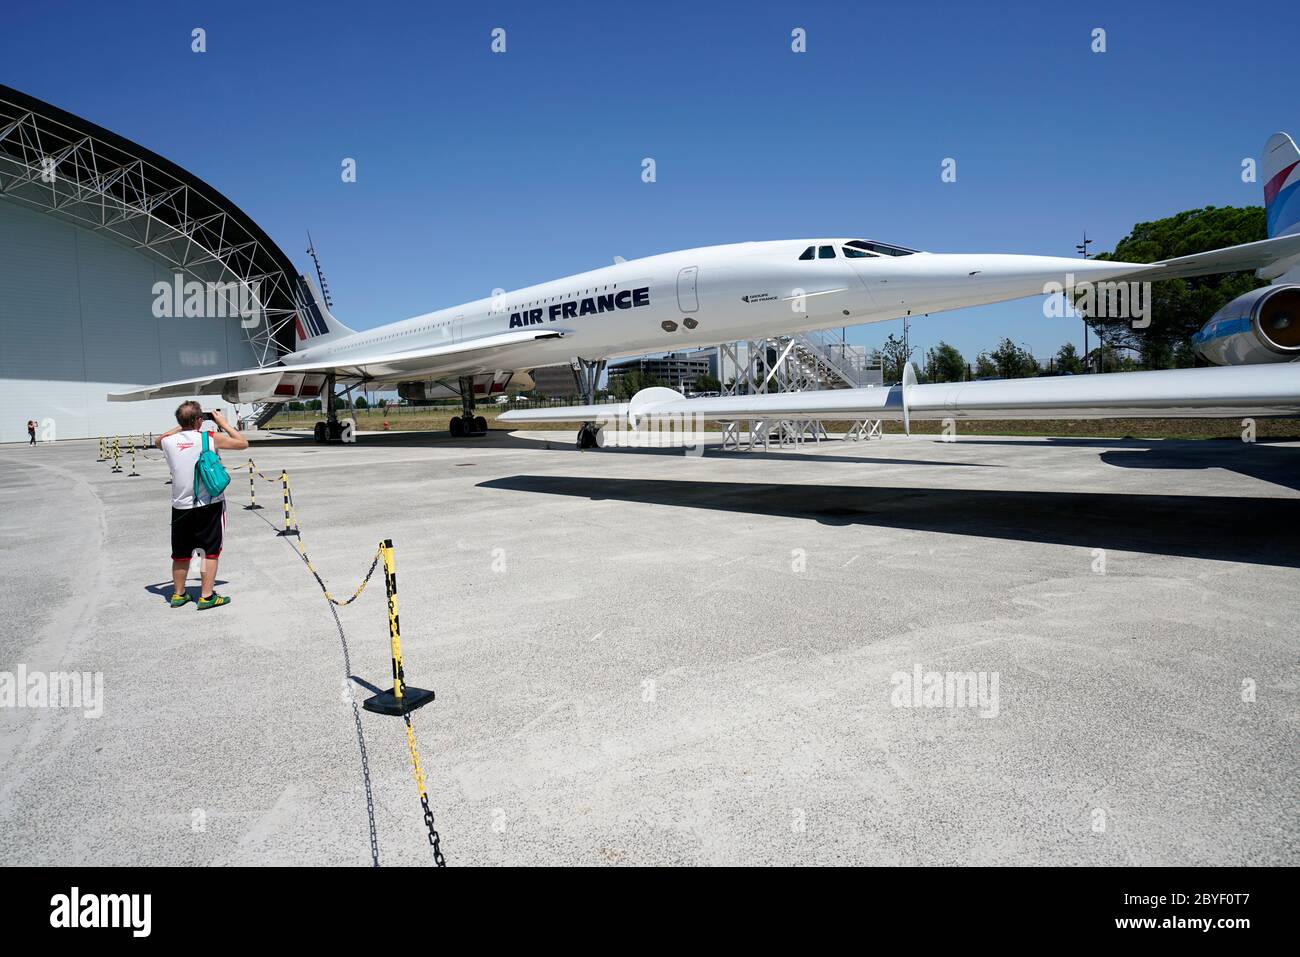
[169,592,192,608]
[196,593,231,611]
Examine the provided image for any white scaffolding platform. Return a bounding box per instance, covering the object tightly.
[717,331,884,450]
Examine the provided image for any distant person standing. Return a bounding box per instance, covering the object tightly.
[157,401,248,610]
[26,420,36,445]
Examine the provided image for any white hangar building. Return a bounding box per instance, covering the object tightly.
[0,84,299,443]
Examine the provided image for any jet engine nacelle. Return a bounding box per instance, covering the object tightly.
[397,380,438,402]
[1193,285,1300,365]
[221,371,327,403]
[220,371,290,403]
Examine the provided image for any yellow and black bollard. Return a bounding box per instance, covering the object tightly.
[127,439,140,477]
[362,538,443,863]
[363,539,435,715]
[111,436,122,473]
[276,470,299,536]
[244,460,263,510]
[97,436,106,462]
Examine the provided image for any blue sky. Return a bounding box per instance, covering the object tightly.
[3,0,1293,364]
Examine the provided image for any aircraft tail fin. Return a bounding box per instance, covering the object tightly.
[1263,132,1300,238]
[293,274,354,349]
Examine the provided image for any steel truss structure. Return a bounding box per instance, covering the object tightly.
[0,84,299,368]
[717,330,884,450]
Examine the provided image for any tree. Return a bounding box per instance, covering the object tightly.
[988,337,1039,378]
[879,332,914,384]
[974,353,998,379]
[611,369,667,400]
[1054,342,1085,375]
[1087,342,1129,374]
[694,373,721,394]
[1086,206,1265,367]
[923,341,965,382]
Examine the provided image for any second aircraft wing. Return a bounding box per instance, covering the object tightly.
[499,364,1300,428]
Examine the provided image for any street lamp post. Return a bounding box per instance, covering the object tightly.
[1076,231,1093,372]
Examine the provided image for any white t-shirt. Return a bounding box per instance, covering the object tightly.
[162,429,225,508]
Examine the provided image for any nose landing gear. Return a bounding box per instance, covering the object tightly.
[569,356,607,450]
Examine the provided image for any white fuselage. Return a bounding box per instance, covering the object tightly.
[282,238,1149,387]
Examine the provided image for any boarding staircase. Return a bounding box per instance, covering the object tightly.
[789,330,882,390]
[717,333,885,450]
[250,401,284,430]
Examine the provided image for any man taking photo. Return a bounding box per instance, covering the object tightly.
[157,401,248,609]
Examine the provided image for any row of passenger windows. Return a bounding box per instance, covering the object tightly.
[497,284,620,314]
[321,280,627,354]
[323,318,454,355]
[798,240,918,260]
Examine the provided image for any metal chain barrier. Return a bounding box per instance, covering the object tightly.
[380,539,446,866]
[106,441,444,866]
[243,459,270,510]
[247,468,387,866]
[274,476,446,864]
[281,482,383,607]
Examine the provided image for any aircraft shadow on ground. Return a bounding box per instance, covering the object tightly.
[584,445,997,467]
[956,437,1300,493]
[1099,444,1300,493]
[477,475,1298,568]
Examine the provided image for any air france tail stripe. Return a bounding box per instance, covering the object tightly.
[307,305,328,337]
[1264,160,1299,205]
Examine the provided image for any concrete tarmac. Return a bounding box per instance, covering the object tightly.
[1,428,1296,865]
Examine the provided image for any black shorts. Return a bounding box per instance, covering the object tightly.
[171,501,225,561]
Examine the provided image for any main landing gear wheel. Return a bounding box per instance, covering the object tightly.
[313,421,346,443]
[576,422,601,449]
[449,416,486,438]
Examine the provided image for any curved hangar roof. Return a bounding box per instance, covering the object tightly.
[0,83,298,365]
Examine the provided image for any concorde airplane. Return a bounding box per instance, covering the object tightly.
[113,133,1300,445]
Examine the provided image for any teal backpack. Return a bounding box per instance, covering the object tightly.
[193,430,231,501]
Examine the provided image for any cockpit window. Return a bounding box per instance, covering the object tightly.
[842,246,874,258]
[818,245,836,259]
[798,246,814,260]
[847,239,918,257]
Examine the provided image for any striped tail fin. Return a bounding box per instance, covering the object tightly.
[293,274,353,349]
[1263,132,1300,238]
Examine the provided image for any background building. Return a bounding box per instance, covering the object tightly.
[607,351,715,396]
[528,364,580,400]
[0,85,298,443]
